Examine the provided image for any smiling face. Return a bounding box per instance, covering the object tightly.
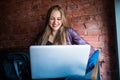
[49,10,63,32]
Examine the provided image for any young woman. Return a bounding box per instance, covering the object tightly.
[38,5,94,56]
[36,5,97,80]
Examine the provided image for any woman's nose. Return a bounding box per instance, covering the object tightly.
[54,19,57,24]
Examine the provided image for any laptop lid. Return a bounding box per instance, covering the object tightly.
[30,45,90,79]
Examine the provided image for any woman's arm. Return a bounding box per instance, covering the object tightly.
[66,27,95,56]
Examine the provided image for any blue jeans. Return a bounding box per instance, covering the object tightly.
[35,75,90,80]
[65,75,91,80]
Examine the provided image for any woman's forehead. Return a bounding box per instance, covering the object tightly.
[50,10,61,17]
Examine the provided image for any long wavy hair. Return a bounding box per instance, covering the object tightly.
[38,5,68,45]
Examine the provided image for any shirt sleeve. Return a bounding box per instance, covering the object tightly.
[67,27,95,56]
[67,27,88,45]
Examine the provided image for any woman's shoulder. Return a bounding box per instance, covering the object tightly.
[65,27,75,32]
[65,27,77,34]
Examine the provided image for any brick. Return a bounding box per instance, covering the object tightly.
[83,36,99,42]
[71,23,85,30]
[100,61,111,73]
[79,15,97,23]
[88,41,104,48]
[41,0,51,3]
[84,21,100,29]
[87,29,101,36]
[67,2,79,11]
[99,35,109,42]
[95,15,103,21]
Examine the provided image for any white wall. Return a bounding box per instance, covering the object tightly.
[115,0,120,79]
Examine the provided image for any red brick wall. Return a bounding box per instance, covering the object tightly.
[0,0,118,80]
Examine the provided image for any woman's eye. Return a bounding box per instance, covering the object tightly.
[58,18,62,20]
[50,17,61,20]
[50,18,54,20]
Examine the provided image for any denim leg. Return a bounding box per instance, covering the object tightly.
[65,75,85,80]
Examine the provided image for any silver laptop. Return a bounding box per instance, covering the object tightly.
[30,45,90,79]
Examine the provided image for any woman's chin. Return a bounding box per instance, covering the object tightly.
[52,27,60,31]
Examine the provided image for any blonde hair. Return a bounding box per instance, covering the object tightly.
[38,5,68,45]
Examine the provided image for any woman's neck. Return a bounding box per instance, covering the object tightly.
[51,30,58,37]
[48,30,58,43]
